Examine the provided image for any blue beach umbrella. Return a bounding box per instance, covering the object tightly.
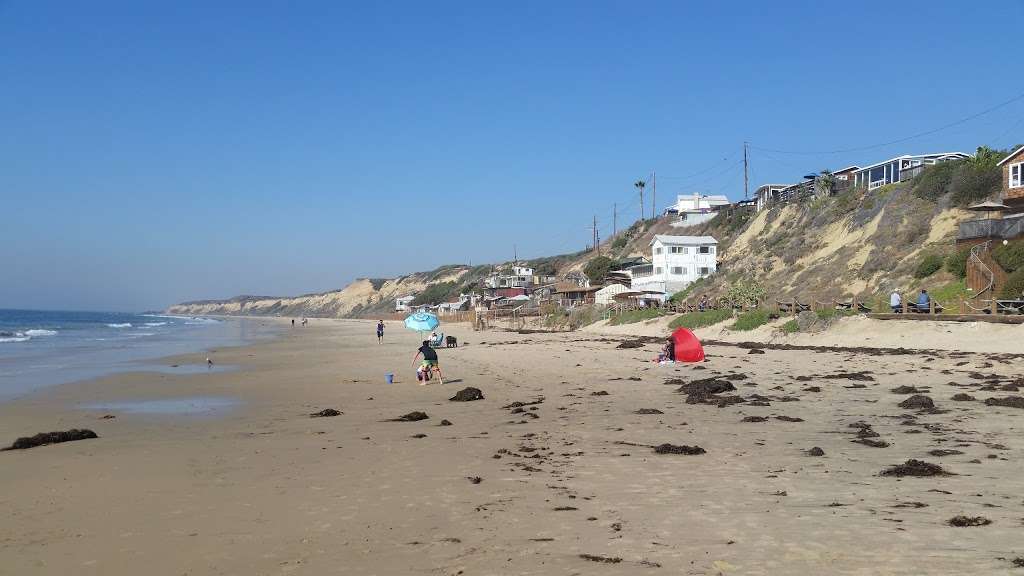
[404,311,440,333]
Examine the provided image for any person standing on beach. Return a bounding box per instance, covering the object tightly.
[376,320,385,343]
[412,340,443,385]
[291,318,295,327]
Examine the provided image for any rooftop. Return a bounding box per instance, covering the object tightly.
[854,152,970,172]
[650,234,718,246]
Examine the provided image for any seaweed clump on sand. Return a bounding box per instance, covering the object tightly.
[677,378,739,406]
[806,447,825,456]
[653,443,705,455]
[948,516,991,527]
[880,459,951,477]
[579,554,623,563]
[391,411,429,422]
[951,393,975,401]
[984,396,1024,409]
[3,429,99,451]
[449,387,484,402]
[635,408,664,415]
[898,395,935,410]
[310,408,342,418]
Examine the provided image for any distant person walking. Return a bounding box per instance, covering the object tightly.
[291,318,295,327]
[206,356,213,369]
[890,290,902,313]
[916,289,931,313]
[376,320,385,343]
[412,340,444,385]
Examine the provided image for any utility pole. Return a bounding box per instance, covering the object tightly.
[652,170,657,219]
[743,141,750,200]
[513,244,517,264]
[593,215,598,254]
[613,203,617,237]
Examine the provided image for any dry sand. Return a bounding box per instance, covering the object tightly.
[2,318,1024,574]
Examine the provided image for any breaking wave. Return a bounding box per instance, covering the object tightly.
[107,323,132,328]
[25,329,58,337]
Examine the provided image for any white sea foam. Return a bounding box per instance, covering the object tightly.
[185,317,220,325]
[24,329,58,337]
[143,322,167,327]
[0,332,30,343]
[107,323,132,328]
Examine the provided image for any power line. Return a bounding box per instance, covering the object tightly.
[749,89,1024,156]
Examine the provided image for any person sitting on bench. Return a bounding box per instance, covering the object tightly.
[915,289,931,313]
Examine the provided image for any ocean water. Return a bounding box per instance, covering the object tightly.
[0,309,277,401]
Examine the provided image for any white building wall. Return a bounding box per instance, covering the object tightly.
[643,239,718,297]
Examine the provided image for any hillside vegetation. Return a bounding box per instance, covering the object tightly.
[169,154,1011,319]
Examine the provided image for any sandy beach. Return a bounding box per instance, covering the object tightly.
[2,318,1024,575]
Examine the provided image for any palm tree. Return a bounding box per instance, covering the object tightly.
[634,180,646,221]
[815,170,836,198]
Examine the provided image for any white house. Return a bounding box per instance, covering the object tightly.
[395,295,416,312]
[627,235,718,298]
[667,193,731,227]
[484,265,534,290]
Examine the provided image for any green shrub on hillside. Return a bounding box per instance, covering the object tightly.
[949,162,1002,206]
[668,308,732,330]
[724,278,767,308]
[945,247,970,279]
[913,254,944,279]
[730,309,771,331]
[912,162,957,201]
[411,281,458,305]
[611,235,628,250]
[992,240,1024,273]
[609,308,665,326]
[583,256,615,285]
[669,277,705,304]
[927,281,969,311]
[780,319,800,334]
[999,268,1024,299]
[911,148,1006,207]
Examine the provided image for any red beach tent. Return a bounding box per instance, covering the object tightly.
[671,327,705,363]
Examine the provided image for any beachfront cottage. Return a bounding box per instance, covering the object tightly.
[552,282,600,307]
[755,184,790,212]
[627,235,718,300]
[997,144,1024,215]
[852,152,970,190]
[666,193,731,227]
[394,295,415,312]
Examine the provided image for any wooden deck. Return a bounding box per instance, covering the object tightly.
[867,313,1024,324]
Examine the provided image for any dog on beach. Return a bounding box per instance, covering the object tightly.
[445,335,458,348]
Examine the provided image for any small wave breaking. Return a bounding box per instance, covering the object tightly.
[107,323,132,328]
[25,329,58,337]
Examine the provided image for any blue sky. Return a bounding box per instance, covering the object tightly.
[2,1,1022,311]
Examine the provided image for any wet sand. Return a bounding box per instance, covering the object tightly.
[2,319,1023,574]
